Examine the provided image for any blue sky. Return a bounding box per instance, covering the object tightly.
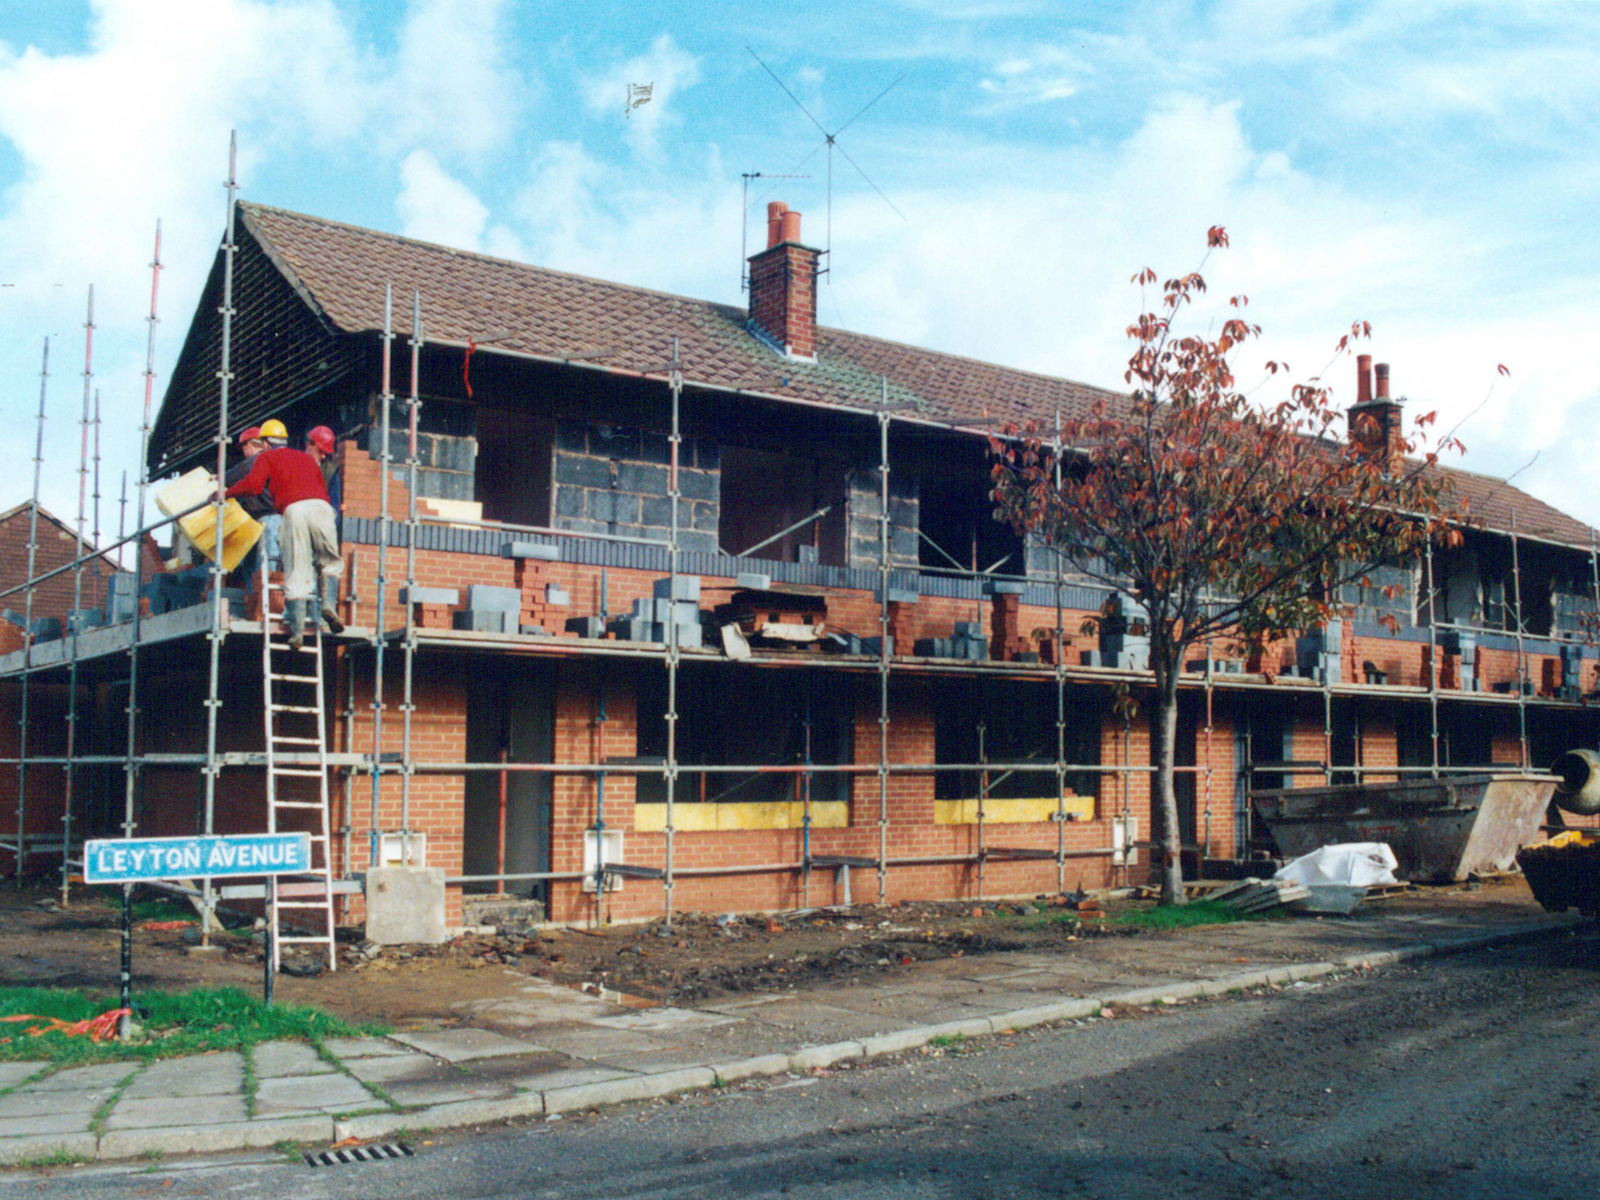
[3,0,1599,546]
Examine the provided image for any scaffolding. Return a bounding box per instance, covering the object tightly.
[5,146,1600,952]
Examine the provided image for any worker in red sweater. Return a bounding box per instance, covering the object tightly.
[227,425,344,647]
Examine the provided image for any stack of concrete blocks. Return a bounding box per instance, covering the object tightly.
[501,541,565,634]
[1551,643,1583,701]
[617,576,703,648]
[915,622,990,662]
[105,572,141,624]
[452,584,522,634]
[1443,631,1478,691]
[142,567,208,615]
[987,580,1031,661]
[1295,620,1342,684]
[4,611,64,643]
[1095,594,1150,671]
[65,608,104,634]
[400,585,459,630]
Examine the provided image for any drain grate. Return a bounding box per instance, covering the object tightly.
[305,1142,414,1168]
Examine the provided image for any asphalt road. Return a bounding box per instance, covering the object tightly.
[18,928,1600,1200]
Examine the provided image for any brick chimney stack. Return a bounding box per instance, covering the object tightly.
[747,201,819,361]
[1348,357,1404,461]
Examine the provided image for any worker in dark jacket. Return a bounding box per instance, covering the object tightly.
[228,426,279,582]
[227,425,344,647]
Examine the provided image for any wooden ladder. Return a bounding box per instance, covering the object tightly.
[260,565,338,974]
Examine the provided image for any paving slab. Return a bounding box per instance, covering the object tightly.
[590,1007,740,1033]
[253,1073,383,1116]
[383,1076,519,1109]
[342,1053,452,1086]
[252,1041,334,1077]
[504,1066,633,1092]
[515,1025,675,1063]
[389,1027,550,1062]
[0,1111,94,1138]
[321,1036,412,1059]
[102,1094,249,1130]
[0,1063,47,1091]
[0,1088,109,1119]
[24,1063,139,1092]
[723,996,920,1039]
[121,1053,243,1098]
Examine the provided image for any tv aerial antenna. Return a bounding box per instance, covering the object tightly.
[745,46,907,262]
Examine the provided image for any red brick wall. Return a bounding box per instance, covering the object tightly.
[0,507,113,624]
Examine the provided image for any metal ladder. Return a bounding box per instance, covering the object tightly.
[260,562,338,974]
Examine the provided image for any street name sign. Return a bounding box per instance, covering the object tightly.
[83,833,311,884]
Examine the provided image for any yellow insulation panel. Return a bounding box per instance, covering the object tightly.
[935,796,1095,825]
[634,801,850,833]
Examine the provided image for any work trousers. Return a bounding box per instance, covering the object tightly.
[280,498,342,602]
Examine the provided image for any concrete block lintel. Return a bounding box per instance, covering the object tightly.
[502,540,561,561]
[543,1067,716,1115]
[399,586,459,606]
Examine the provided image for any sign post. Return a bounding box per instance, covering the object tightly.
[82,833,312,1010]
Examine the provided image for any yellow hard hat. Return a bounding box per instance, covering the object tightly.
[259,418,288,440]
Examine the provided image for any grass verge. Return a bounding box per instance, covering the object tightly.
[1,986,386,1065]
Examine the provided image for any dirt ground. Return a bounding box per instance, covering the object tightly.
[0,876,1548,1027]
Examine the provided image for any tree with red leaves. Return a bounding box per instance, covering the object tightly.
[989,228,1464,905]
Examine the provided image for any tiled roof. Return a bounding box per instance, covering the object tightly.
[238,203,1596,549]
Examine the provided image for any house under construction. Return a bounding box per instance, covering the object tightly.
[5,191,1600,949]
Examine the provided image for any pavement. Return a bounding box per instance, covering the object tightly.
[0,896,1586,1168]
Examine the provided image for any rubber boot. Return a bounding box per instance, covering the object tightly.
[285,598,306,650]
[320,576,345,635]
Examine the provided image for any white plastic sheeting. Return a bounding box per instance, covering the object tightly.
[1275,842,1399,914]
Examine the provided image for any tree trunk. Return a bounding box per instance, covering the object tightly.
[1151,656,1186,906]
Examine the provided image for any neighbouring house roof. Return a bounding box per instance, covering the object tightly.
[149,201,1597,551]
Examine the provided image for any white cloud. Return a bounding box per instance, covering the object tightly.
[396,149,487,248]
[581,34,702,156]
[388,0,524,161]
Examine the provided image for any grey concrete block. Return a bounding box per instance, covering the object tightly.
[501,540,561,561]
[464,584,521,612]
[679,468,718,502]
[874,587,919,605]
[453,609,513,634]
[545,585,569,606]
[98,1115,332,1161]
[987,580,1027,595]
[543,1067,716,1115]
[399,585,459,606]
[365,866,447,945]
[0,1132,97,1166]
[735,572,771,590]
[565,616,606,639]
[652,574,701,601]
[787,1042,864,1072]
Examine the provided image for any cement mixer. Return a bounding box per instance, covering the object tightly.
[1518,749,1600,917]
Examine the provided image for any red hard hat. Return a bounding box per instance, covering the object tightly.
[238,426,262,446]
[307,426,336,454]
